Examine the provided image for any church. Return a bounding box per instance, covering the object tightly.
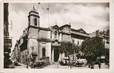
[11,7,90,65]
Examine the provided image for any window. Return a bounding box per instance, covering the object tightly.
[34,18,37,26]
[65,52,67,57]
[55,31,57,39]
[42,48,46,57]
[31,47,34,51]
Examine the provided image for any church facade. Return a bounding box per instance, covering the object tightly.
[11,8,90,65]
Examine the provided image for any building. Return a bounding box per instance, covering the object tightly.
[11,7,90,65]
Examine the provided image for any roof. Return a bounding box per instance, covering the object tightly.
[59,24,71,30]
[71,28,87,34]
[52,25,59,29]
[29,25,50,31]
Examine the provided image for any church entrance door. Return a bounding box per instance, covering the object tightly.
[54,47,59,62]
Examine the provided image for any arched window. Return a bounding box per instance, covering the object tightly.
[34,18,37,26]
[55,31,57,38]
[42,48,46,57]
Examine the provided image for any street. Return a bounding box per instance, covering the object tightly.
[13,62,109,69]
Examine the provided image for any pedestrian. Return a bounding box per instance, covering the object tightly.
[91,63,94,69]
[26,57,29,68]
[68,55,71,68]
[26,63,28,68]
[98,61,101,69]
[89,61,94,69]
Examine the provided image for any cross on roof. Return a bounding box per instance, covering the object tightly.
[33,5,36,11]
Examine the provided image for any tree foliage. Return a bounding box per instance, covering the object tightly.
[81,36,105,61]
[60,42,72,54]
[60,42,79,55]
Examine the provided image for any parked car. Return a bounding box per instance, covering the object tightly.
[33,60,45,68]
[75,59,87,67]
[33,57,50,68]
[59,57,69,65]
[7,63,15,68]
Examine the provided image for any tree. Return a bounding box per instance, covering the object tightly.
[81,36,105,63]
[60,42,78,56]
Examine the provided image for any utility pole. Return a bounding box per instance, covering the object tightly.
[4,3,12,68]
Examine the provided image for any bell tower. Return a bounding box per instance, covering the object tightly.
[28,6,40,27]
[27,6,40,59]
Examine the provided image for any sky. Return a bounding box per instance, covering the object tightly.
[8,3,109,50]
